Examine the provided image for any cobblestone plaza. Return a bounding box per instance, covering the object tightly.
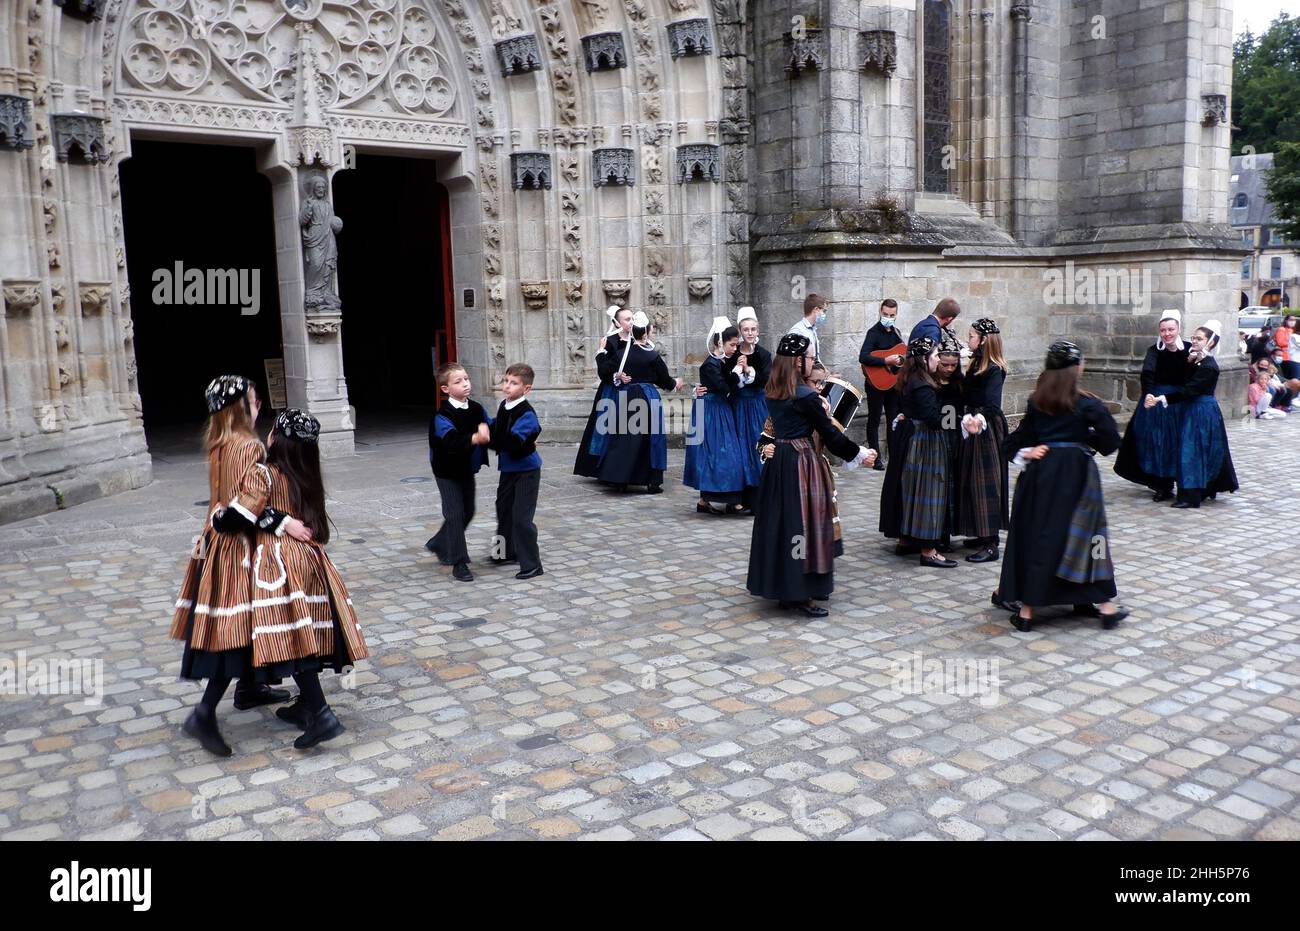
[1,414,1296,842]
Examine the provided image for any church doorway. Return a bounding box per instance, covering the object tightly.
[119,139,283,435]
[332,153,454,419]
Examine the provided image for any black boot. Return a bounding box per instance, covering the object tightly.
[232,682,291,710]
[275,698,312,730]
[182,708,232,757]
[294,707,345,750]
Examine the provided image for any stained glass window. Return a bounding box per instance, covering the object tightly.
[923,0,951,193]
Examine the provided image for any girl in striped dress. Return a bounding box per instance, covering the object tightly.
[170,376,313,757]
[250,410,370,749]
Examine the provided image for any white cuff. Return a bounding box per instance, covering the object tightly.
[1156,395,1168,407]
[275,518,288,538]
[228,498,257,523]
[1011,447,1033,468]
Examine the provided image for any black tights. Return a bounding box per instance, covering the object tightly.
[294,672,327,713]
[198,676,231,717]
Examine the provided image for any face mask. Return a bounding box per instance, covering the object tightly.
[814,312,826,326]
[880,317,895,328]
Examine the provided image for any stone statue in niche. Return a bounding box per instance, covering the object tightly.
[300,174,342,313]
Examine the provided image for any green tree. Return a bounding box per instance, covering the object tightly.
[1233,14,1300,156]
[1263,141,1300,247]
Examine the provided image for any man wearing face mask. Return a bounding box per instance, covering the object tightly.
[857,299,903,471]
[788,293,828,365]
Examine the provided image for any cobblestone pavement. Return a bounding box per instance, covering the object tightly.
[1,411,1297,841]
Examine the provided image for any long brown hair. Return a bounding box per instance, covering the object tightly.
[968,331,1009,378]
[203,389,257,454]
[266,433,330,545]
[1029,365,1096,415]
[895,355,937,393]
[766,353,807,401]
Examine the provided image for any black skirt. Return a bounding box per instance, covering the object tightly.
[999,447,1118,607]
[878,417,914,539]
[746,442,835,602]
[179,610,352,683]
[573,384,612,478]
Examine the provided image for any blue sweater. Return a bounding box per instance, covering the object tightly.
[490,399,542,472]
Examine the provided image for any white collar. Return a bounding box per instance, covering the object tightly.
[447,396,469,410]
[503,396,527,410]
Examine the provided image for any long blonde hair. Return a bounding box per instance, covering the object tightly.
[203,392,257,454]
[968,331,1009,378]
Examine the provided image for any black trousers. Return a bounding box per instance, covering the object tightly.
[429,475,475,566]
[495,469,541,572]
[864,383,899,458]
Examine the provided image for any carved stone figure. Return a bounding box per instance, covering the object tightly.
[300,175,343,313]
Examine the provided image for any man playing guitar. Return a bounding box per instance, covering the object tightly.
[857,299,906,471]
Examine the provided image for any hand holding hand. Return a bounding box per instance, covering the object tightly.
[674,377,685,391]
[285,517,314,542]
[1143,394,1157,409]
[694,384,707,398]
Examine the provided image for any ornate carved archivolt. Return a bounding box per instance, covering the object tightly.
[593,147,634,186]
[860,30,897,77]
[511,151,552,190]
[676,143,720,183]
[496,34,543,75]
[0,96,36,151]
[667,19,712,58]
[52,114,108,163]
[2,282,42,316]
[582,32,627,72]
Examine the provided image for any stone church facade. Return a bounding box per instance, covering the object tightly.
[0,0,1245,522]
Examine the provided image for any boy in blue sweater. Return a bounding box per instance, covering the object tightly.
[489,363,544,580]
[427,363,491,582]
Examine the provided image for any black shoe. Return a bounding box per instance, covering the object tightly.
[452,562,474,582]
[1072,603,1102,617]
[182,709,232,757]
[1205,492,1217,501]
[232,683,291,710]
[1010,612,1033,633]
[489,556,518,565]
[294,708,345,750]
[515,566,544,580]
[1171,500,1198,509]
[1152,490,1173,502]
[920,554,958,568]
[1099,606,1130,630]
[894,543,921,556]
[779,600,828,618]
[275,699,312,730]
[966,546,999,563]
[991,592,1021,613]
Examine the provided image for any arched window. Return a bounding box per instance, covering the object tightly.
[922,0,952,193]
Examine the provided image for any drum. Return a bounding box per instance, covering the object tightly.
[821,376,863,431]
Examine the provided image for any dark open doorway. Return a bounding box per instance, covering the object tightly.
[119,139,282,433]
[332,153,453,417]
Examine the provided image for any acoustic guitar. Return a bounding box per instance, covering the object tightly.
[861,343,907,392]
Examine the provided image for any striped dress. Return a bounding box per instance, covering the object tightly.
[169,435,271,656]
[247,467,369,670]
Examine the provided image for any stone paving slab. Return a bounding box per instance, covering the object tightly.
[0,413,1296,840]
